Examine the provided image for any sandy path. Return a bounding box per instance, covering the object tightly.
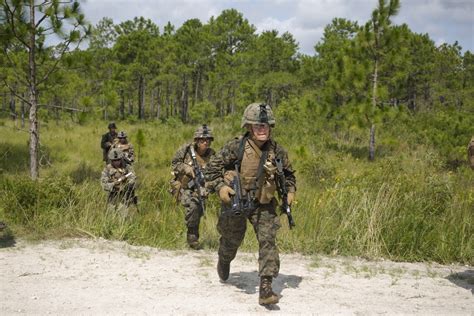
[1,238,472,315]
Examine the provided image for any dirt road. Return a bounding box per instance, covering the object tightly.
[1,238,472,315]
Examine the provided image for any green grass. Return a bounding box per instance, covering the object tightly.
[0,108,473,265]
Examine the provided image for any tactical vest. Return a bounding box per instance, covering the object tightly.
[107,165,128,181]
[171,145,211,199]
[238,138,277,204]
[182,145,210,170]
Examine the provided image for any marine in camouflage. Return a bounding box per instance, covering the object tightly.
[100,122,118,162]
[171,125,215,248]
[112,131,135,164]
[207,135,295,277]
[172,143,215,227]
[101,148,138,217]
[207,102,296,305]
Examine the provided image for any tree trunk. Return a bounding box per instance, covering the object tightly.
[230,85,236,114]
[369,124,376,161]
[150,87,155,117]
[128,98,133,115]
[165,81,170,118]
[156,84,161,120]
[28,0,39,179]
[138,75,145,120]
[21,93,26,128]
[369,58,378,161]
[193,69,201,106]
[9,90,16,121]
[2,92,6,113]
[55,97,60,125]
[181,75,188,123]
[119,89,125,120]
[102,96,107,121]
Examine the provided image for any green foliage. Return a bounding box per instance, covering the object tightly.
[188,101,216,123]
[1,2,473,265]
[0,114,472,264]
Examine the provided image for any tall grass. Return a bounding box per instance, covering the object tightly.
[0,110,473,264]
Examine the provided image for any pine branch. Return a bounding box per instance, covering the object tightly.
[4,2,31,49]
[2,49,31,87]
[2,79,31,106]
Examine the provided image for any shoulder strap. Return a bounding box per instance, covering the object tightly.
[235,135,248,171]
[184,144,192,162]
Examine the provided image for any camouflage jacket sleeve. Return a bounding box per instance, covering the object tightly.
[100,166,115,192]
[124,165,137,185]
[274,142,296,193]
[171,144,190,174]
[128,144,135,162]
[101,133,111,150]
[205,138,241,193]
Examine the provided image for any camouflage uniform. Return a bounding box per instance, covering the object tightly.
[112,131,135,164]
[171,125,215,248]
[101,122,118,162]
[101,149,137,216]
[468,136,474,169]
[207,136,295,276]
[206,103,296,305]
[172,143,215,227]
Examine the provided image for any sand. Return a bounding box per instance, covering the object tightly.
[1,238,472,315]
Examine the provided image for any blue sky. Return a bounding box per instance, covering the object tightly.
[81,0,473,55]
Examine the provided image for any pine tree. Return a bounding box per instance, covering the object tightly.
[0,0,90,179]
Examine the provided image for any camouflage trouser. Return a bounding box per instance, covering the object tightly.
[107,185,138,218]
[108,184,137,206]
[217,200,281,277]
[179,188,203,229]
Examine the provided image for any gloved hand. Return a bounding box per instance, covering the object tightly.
[219,185,235,204]
[183,164,195,178]
[287,192,295,206]
[198,186,209,198]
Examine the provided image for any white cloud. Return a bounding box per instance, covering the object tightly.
[80,0,473,54]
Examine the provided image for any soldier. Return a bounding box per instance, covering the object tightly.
[101,148,138,217]
[101,122,118,163]
[112,131,135,164]
[171,125,215,249]
[206,103,296,305]
[468,136,474,169]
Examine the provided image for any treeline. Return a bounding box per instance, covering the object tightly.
[2,4,472,124]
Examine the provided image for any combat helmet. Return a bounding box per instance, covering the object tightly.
[117,131,127,138]
[108,122,117,129]
[241,103,275,128]
[194,124,214,141]
[108,148,123,161]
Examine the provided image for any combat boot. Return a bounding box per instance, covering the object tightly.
[217,258,230,281]
[186,227,200,250]
[259,276,279,305]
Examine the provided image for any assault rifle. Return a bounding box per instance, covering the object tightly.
[275,158,295,229]
[228,165,254,216]
[229,165,244,216]
[188,146,206,215]
[114,172,133,186]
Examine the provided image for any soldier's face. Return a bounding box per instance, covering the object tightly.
[196,138,210,152]
[110,128,116,134]
[251,123,270,142]
[111,159,122,168]
[119,138,126,144]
